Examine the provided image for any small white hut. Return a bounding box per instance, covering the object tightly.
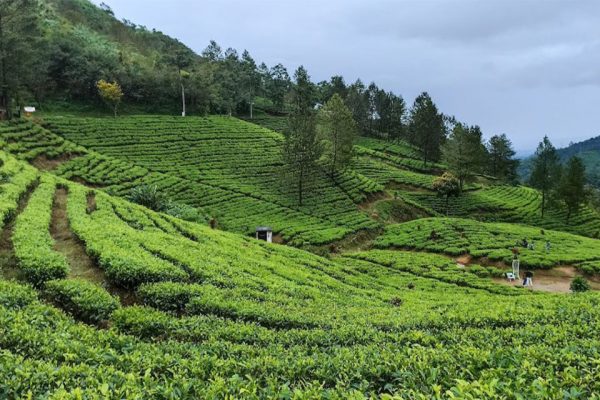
[23,106,36,117]
[255,226,273,243]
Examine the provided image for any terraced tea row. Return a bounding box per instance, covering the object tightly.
[2,118,380,245]
[376,217,600,271]
[404,185,600,238]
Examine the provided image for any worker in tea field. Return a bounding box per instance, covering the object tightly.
[545,240,551,252]
[523,270,534,288]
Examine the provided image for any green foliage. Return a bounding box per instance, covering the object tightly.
[282,111,322,205]
[570,276,590,293]
[487,133,519,182]
[529,136,562,218]
[376,217,600,269]
[128,184,169,212]
[407,92,446,165]
[12,176,69,286]
[442,123,487,190]
[432,172,460,215]
[557,156,589,222]
[0,280,37,308]
[318,93,357,176]
[44,278,120,323]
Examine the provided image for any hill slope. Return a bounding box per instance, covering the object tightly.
[2,149,600,397]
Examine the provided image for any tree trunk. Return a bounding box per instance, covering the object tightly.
[541,190,545,218]
[250,102,253,119]
[298,168,304,206]
[181,82,186,117]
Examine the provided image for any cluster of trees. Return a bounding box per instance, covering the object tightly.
[282,68,358,205]
[529,136,589,222]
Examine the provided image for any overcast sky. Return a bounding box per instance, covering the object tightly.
[97,0,600,154]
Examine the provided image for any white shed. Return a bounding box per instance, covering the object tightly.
[255,226,273,243]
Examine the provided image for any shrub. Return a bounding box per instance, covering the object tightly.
[165,201,206,223]
[45,279,120,324]
[0,281,37,308]
[129,184,169,212]
[570,276,590,293]
[137,282,204,313]
[111,306,170,338]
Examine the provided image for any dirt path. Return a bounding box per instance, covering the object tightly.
[31,153,80,171]
[0,180,39,280]
[51,187,106,284]
[492,266,600,293]
[50,187,136,305]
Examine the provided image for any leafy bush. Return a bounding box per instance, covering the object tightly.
[570,276,590,293]
[129,184,169,212]
[45,279,120,324]
[12,177,69,286]
[0,281,37,308]
[137,282,204,312]
[165,201,206,223]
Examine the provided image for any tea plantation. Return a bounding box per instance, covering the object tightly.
[2,117,600,398]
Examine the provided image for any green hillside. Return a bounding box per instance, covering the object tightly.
[2,0,600,397]
[1,149,600,397]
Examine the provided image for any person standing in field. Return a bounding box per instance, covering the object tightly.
[524,271,533,288]
[545,240,551,252]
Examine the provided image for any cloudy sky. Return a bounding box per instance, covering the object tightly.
[97,0,600,154]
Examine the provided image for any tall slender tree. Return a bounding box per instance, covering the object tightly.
[282,111,321,206]
[529,136,562,218]
[291,66,315,114]
[318,94,357,177]
[441,123,487,191]
[487,134,519,182]
[408,92,446,166]
[557,156,588,222]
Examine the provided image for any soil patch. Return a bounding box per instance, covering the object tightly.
[358,191,392,211]
[70,176,105,189]
[50,187,135,305]
[492,266,600,293]
[31,153,81,171]
[386,182,433,194]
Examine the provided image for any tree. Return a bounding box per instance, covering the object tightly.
[557,156,588,222]
[291,66,315,115]
[282,111,321,206]
[344,79,369,134]
[487,134,519,182]
[96,80,123,117]
[318,94,357,177]
[441,123,487,191]
[268,64,290,112]
[433,172,460,215]
[0,0,41,118]
[408,92,446,166]
[529,136,561,218]
[165,47,193,116]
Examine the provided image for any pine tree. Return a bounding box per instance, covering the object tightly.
[282,111,321,206]
[291,66,315,115]
[487,134,519,182]
[318,94,357,177]
[529,136,562,218]
[441,123,487,191]
[557,156,588,222]
[408,92,446,166]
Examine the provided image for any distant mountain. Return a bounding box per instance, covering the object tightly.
[519,135,600,187]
